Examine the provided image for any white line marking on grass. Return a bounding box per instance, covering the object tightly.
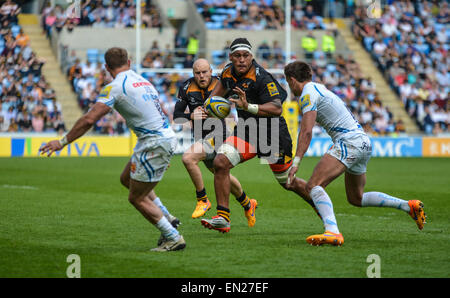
[1,184,39,190]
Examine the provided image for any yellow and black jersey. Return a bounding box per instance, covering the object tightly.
[174,76,227,141]
[176,76,219,113]
[219,60,292,158]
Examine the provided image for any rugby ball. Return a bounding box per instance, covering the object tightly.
[204,96,231,119]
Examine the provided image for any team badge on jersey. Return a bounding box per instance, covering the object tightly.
[99,85,112,99]
[266,82,279,96]
[300,94,311,109]
[130,162,136,173]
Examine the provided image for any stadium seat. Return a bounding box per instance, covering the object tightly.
[434,23,445,33]
[141,72,156,80]
[206,22,223,29]
[174,63,184,69]
[306,22,317,30]
[413,16,422,25]
[205,22,215,30]
[215,8,228,14]
[98,53,105,64]
[211,50,225,66]
[227,9,237,19]
[316,16,324,25]
[211,15,227,22]
[326,64,337,73]
[313,51,324,60]
[11,25,21,38]
[86,49,99,63]
[87,77,97,86]
[88,13,96,23]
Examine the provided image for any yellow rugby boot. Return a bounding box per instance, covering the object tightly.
[408,200,427,230]
[191,198,211,219]
[306,231,344,246]
[244,199,258,227]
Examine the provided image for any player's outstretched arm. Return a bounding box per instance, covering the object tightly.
[40,102,111,157]
[287,110,317,186]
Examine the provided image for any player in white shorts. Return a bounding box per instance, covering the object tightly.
[283,61,426,246]
[40,47,185,252]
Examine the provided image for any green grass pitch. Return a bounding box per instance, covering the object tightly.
[0,156,449,278]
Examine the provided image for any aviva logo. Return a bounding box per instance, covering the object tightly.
[2,136,132,157]
[10,138,100,157]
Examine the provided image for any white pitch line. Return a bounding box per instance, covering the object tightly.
[1,184,39,190]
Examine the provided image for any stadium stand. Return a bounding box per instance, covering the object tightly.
[41,0,162,34]
[24,0,445,137]
[0,1,66,133]
[352,1,449,134]
[62,37,400,137]
[64,43,190,135]
[195,1,329,31]
[195,0,286,30]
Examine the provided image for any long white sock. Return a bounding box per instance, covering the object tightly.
[310,186,340,234]
[155,217,180,241]
[362,192,410,213]
[153,197,171,219]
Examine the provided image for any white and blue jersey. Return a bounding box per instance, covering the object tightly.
[299,82,372,175]
[96,69,174,140]
[96,69,176,182]
[299,82,364,143]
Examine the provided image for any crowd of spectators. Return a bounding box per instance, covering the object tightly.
[195,0,286,30]
[0,0,66,133]
[352,0,449,135]
[64,50,128,135]
[195,1,330,30]
[41,0,162,39]
[290,3,327,30]
[65,33,401,137]
[31,0,447,136]
[64,42,190,135]
[308,54,406,136]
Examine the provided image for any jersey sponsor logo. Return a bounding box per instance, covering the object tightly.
[300,94,311,109]
[132,82,152,88]
[98,85,112,99]
[266,82,279,96]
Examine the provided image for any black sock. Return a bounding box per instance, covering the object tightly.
[236,191,251,211]
[196,188,207,202]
